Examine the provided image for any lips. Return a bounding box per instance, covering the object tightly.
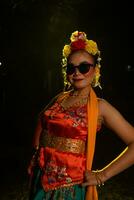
[73,78,83,81]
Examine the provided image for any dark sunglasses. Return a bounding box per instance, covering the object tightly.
[66,63,94,75]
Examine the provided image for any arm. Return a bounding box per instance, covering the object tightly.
[32,93,63,147]
[99,99,134,181]
[27,117,43,175]
[32,91,65,148]
[82,99,134,186]
[28,92,64,175]
[32,117,43,148]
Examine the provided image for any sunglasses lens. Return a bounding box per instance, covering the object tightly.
[79,64,91,74]
[66,64,75,75]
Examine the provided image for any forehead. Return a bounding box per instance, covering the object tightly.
[68,50,94,64]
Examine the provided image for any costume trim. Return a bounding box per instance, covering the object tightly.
[43,180,82,192]
[40,131,86,154]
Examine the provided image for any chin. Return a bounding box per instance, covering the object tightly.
[73,83,89,90]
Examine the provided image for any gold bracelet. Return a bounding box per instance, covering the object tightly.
[93,169,104,187]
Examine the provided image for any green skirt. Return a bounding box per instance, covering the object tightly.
[29,166,86,200]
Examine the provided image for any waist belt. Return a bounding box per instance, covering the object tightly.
[40,130,86,154]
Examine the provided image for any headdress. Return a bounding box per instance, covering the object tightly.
[62,31,102,89]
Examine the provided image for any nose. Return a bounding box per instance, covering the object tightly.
[74,67,80,75]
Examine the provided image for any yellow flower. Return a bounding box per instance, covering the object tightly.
[62,45,71,58]
[85,40,99,55]
[70,31,87,42]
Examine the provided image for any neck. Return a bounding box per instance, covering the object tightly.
[71,85,91,97]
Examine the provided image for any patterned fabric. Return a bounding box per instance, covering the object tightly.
[33,185,86,200]
[38,102,89,191]
[29,168,86,200]
[40,131,86,154]
[29,98,102,199]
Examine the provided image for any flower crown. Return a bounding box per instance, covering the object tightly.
[62,31,102,89]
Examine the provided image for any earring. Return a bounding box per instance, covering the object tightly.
[92,66,102,89]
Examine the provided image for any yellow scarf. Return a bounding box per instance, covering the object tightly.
[86,87,98,200]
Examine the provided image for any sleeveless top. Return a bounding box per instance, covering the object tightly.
[38,99,102,192]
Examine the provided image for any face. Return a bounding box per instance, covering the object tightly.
[67,50,95,90]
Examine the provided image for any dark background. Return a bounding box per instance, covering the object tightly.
[0,0,134,199]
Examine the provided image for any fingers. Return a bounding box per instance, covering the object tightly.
[82,170,97,187]
[82,170,92,187]
[85,169,91,174]
[81,181,90,187]
[85,169,93,178]
[82,170,105,187]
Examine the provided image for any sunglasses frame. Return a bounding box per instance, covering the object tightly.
[66,62,95,75]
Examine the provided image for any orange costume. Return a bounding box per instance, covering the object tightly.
[30,88,100,200]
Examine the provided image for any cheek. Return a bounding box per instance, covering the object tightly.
[85,69,95,79]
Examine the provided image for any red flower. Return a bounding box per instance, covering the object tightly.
[71,39,86,51]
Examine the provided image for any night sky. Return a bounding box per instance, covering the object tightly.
[0,0,134,197]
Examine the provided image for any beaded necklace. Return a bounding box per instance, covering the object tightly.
[60,91,89,111]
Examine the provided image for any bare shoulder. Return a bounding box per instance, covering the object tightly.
[98,98,125,119]
[98,98,114,116]
[98,97,126,121]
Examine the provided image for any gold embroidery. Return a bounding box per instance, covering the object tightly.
[40,131,85,154]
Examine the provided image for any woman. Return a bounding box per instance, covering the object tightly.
[28,31,134,200]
